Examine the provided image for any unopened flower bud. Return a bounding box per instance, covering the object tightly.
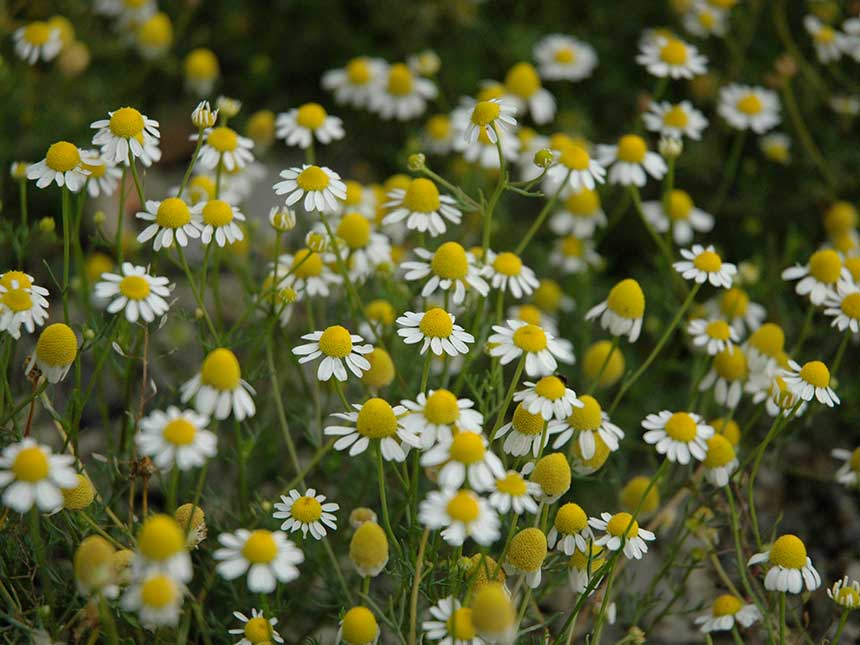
[407,153,426,171]
[39,217,55,234]
[191,100,218,129]
[534,148,554,168]
[269,206,296,232]
[10,162,29,180]
[216,96,241,119]
[93,210,106,225]
[306,231,328,253]
[658,136,682,159]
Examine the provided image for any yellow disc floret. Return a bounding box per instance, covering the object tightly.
[449,431,485,464]
[606,279,645,319]
[808,249,842,284]
[530,453,571,498]
[512,324,548,352]
[619,476,660,514]
[712,594,743,617]
[12,446,50,482]
[471,583,515,637]
[492,252,523,277]
[534,375,566,400]
[386,63,413,96]
[660,38,688,65]
[768,534,807,570]
[799,360,830,388]
[362,348,395,389]
[564,189,600,215]
[356,398,398,439]
[403,178,441,213]
[296,165,330,192]
[349,522,389,571]
[711,417,741,446]
[36,323,77,367]
[736,94,763,115]
[471,101,501,126]
[663,105,689,129]
[45,141,81,172]
[292,496,323,523]
[748,323,784,358]
[156,197,192,229]
[664,412,698,442]
[244,616,273,643]
[693,250,723,273]
[119,275,151,301]
[202,200,234,227]
[512,402,545,436]
[554,503,588,534]
[505,62,541,98]
[200,348,241,391]
[337,213,371,249]
[496,471,528,496]
[507,527,547,572]
[703,434,736,468]
[667,190,694,220]
[446,490,480,523]
[431,242,469,280]
[137,514,185,561]
[63,473,96,509]
[341,606,378,645]
[242,529,278,564]
[606,512,639,538]
[140,574,178,608]
[109,107,145,139]
[423,389,459,425]
[566,395,603,431]
[446,607,477,640]
[296,103,328,130]
[419,308,454,338]
[616,135,647,163]
[162,418,197,445]
[319,325,354,358]
[583,341,625,388]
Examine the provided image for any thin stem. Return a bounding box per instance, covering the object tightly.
[792,301,815,355]
[61,185,71,323]
[323,536,353,603]
[782,78,837,189]
[419,352,432,393]
[376,442,401,555]
[408,528,430,645]
[711,130,747,214]
[831,331,851,377]
[18,179,28,230]
[731,626,744,645]
[482,124,508,256]
[779,592,786,645]
[629,185,679,279]
[128,154,146,205]
[116,165,128,263]
[515,169,570,255]
[488,355,525,442]
[267,335,304,483]
[175,244,219,341]
[591,556,619,644]
[178,129,205,198]
[30,508,53,611]
[832,609,850,644]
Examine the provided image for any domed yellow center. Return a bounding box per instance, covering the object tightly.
[534,375,565,400]
[36,323,77,367]
[12,446,49,482]
[1,271,33,290]
[3,288,33,312]
[346,58,372,85]
[799,360,829,388]
[513,324,548,352]
[505,62,540,98]
[109,107,145,139]
[319,325,353,358]
[567,395,602,431]
[559,145,591,171]
[617,135,647,163]
[423,389,459,425]
[769,534,807,570]
[431,242,469,280]
[24,22,52,45]
[492,252,522,277]
[663,105,689,129]
[515,304,542,326]
[140,575,177,608]
[244,616,273,643]
[446,607,477,640]
[119,275,150,300]
[46,141,81,173]
[446,491,480,523]
[242,529,278,564]
[207,126,238,152]
[403,178,441,213]
[712,594,743,617]
[387,63,414,96]
[693,250,722,272]
[808,249,842,284]
[450,431,485,464]
[296,103,327,129]
[839,293,860,319]
[660,39,688,65]
[426,115,451,140]
[606,512,639,538]
[554,47,576,63]
[138,515,184,560]
[736,94,763,116]
[296,165,330,192]
[156,198,192,229]
[720,288,749,317]
[496,472,528,496]
[607,279,645,318]
[561,235,583,258]
[337,213,371,249]
[705,320,731,341]
[667,190,693,220]
[292,496,323,523]
[163,418,197,446]
[714,347,747,380]
[703,434,736,468]
[200,348,241,391]
[471,101,501,126]
[508,527,547,571]
[749,323,784,358]
[202,199,234,227]
[356,398,398,439]
[665,412,698,442]
[513,403,544,436]
[555,503,587,534]
[291,248,323,278]
[342,607,378,644]
[565,189,599,215]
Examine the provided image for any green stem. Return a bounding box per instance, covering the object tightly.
[778,592,786,645]
[419,351,432,393]
[128,154,146,206]
[731,626,744,645]
[792,301,815,356]
[488,355,525,442]
[116,165,128,263]
[482,125,508,256]
[323,536,353,603]
[267,334,304,483]
[711,130,747,214]
[376,442,401,555]
[781,79,837,189]
[831,331,851,377]
[629,185,679,279]
[215,155,224,199]
[177,128,205,199]
[18,179,28,231]
[99,594,120,645]
[30,508,53,611]
[832,609,850,644]
[61,185,71,323]
[515,169,570,255]
[167,465,180,512]
[175,244,219,341]
[591,557,619,645]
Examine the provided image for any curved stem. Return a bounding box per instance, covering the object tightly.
[177,128,204,198]
[482,124,508,257]
[832,609,850,644]
[515,169,570,255]
[376,443,401,555]
[488,355,525,442]
[61,185,71,323]
[408,529,430,645]
[116,165,128,263]
[128,155,146,205]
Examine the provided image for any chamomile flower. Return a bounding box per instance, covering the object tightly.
[547,503,593,555]
[339,606,380,645]
[496,402,551,457]
[214,528,303,593]
[674,244,737,288]
[400,390,483,449]
[822,281,860,333]
[323,57,388,108]
[274,164,347,213]
[641,189,714,245]
[489,471,541,515]
[136,407,216,471]
[544,141,606,193]
[74,536,118,598]
[418,488,500,547]
[136,198,202,251]
[422,597,485,645]
[349,521,389,577]
[422,430,505,492]
[192,126,254,172]
[464,99,517,144]
[586,278,646,342]
[91,107,161,166]
[133,514,192,582]
[748,534,821,593]
[423,114,454,154]
[401,242,489,304]
[782,249,850,305]
[695,595,761,633]
[752,374,808,419]
[504,527,547,588]
[13,21,62,64]
[513,375,580,421]
[229,609,284,645]
[276,102,344,150]
[781,359,839,407]
[396,308,474,357]
[568,544,607,593]
[687,318,738,355]
[273,488,339,540]
[832,447,860,488]
[26,141,93,192]
[180,348,257,421]
[589,511,656,560]
[369,62,437,121]
[470,584,515,643]
[683,2,728,38]
[25,323,78,383]
[121,572,185,629]
[702,434,738,487]
[713,287,766,336]
[533,34,598,81]
[94,263,172,323]
[760,132,791,164]
[481,251,539,299]
[637,35,708,78]
[529,452,572,502]
[0,439,77,513]
[292,325,373,382]
[333,213,392,279]
[454,116,522,170]
[743,323,785,372]
[642,410,714,464]
[383,178,462,237]
[718,84,781,133]
[502,62,556,124]
[0,272,49,340]
[829,577,860,609]
[805,15,845,63]
[325,398,419,462]
[198,199,246,247]
[550,234,601,274]
[276,249,341,297]
[549,188,606,238]
[550,395,624,459]
[596,134,667,187]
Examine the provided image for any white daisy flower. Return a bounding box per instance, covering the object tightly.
[79,149,122,197]
[513,375,580,421]
[550,395,624,459]
[589,511,656,560]
[383,178,462,237]
[547,502,593,555]
[26,141,94,192]
[780,359,839,407]
[422,596,485,645]
[228,608,284,645]
[400,390,483,450]
[544,141,606,193]
[273,164,347,214]
[276,249,342,298]
[198,199,246,247]
[760,132,792,164]
[332,213,392,280]
[673,244,737,288]
[136,407,216,471]
[132,514,193,582]
[396,308,474,357]
[13,21,61,64]
[91,107,161,166]
[550,234,602,275]
[136,198,203,251]
[749,374,808,419]
[748,534,821,594]
[421,430,505,492]
[515,128,550,181]
[121,572,185,629]
[687,318,738,355]
[322,56,388,108]
[0,439,77,513]
[683,2,728,38]
[642,410,714,464]
[489,470,541,516]
[488,319,574,377]
[502,62,556,124]
[368,62,438,121]
[549,188,607,239]
[718,84,781,133]
[533,34,598,81]
[782,249,851,305]
[276,102,345,150]
[804,15,845,63]
[192,126,255,172]
[292,325,373,382]
[180,348,257,421]
[401,242,489,305]
[641,190,714,245]
[0,272,49,340]
[324,398,419,462]
[94,262,172,324]
[481,250,539,299]
[464,99,518,144]
[709,287,766,336]
[25,323,78,384]
[273,488,339,540]
[586,278,646,342]
[495,402,552,458]
[637,35,708,78]
[596,134,667,187]
[831,447,860,488]
[214,528,303,593]
[456,120,522,169]
[418,488,500,547]
[694,595,761,633]
[422,114,455,155]
[702,434,739,487]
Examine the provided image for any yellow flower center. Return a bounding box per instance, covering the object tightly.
[561,235,583,258]
[426,114,451,140]
[534,375,565,400]
[185,48,219,79]
[513,402,545,436]
[748,323,784,358]
[402,178,441,213]
[296,165,330,192]
[554,47,576,63]
[446,490,480,523]
[769,534,807,570]
[564,189,599,215]
[207,126,238,153]
[162,418,197,446]
[851,448,860,472]
[659,39,688,65]
[824,202,857,234]
[663,105,689,128]
[471,584,515,635]
[699,11,717,29]
[714,347,747,381]
[533,279,562,313]
[712,594,743,617]
[36,323,77,367]
[81,158,107,178]
[356,398,398,439]
[431,242,469,280]
[703,434,736,468]
[799,360,830,388]
[505,62,541,99]
[296,102,328,129]
[319,325,353,358]
[705,320,731,341]
[619,476,660,513]
[736,94,763,116]
[712,418,741,446]
[45,142,81,173]
[24,22,52,45]
[365,300,395,325]
[1,271,33,290]
[693,250,723,273]
[156,198,192,229]
[291,496,323,523]
[424,389,459,425]
[493,252,523,276]
[446,608,477,640]
[512,324,548,353]
[202,200,234,227]
[566,395,603,431]
[840,293,860,319]
[342,607,378,645]
[118,275,151,301]
[835,586,860,608]
[530,453,571,496]
[386,63,413,96]
[12,446,50,482]
[471,101,501,126]
[667,189,693,220]
[516,304,543,326]
[720,288,749,318]
[606,512,639,538]
[559,144,591,171]
[816,26,836,44]
[140,575,177,608]
[291,248,323,278]
[555,503,588,534]
[2,288,33,313]
[109,107,145,139]
[508,527,547,571]
[583,341,625,387]
[496,472,528,496]
[606,279,645,319]
[138,12,172,47]
[664,412,698,442]
[350,521,388,569]
[337,213,371,249]
[138,515,185,561]
[242,529,278,564]
[449,431,486,464]
[346,58,372,85]
[244,616,273,643]
[569,546,605,572]
[200,348,242,391]
[617,135,647,163]
[808,249,842,284]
